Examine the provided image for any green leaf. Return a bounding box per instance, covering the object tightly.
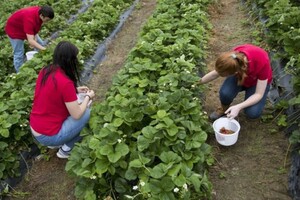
[161,177,175,191]
[95,159,109,175]
[0,142,8,150]
[157,110,167,118]
[159,151,181,163]
[0,129,9,138]
[115,178,128,193]
[167,164,181,177]
[89,138,101,149]
[142,126,157,139]
[129,159,143,168]
[116,143,129,157]
[125,167,138,180]
[189,174,201,192]
[166,124,178,136]
[137,135,151,151]
[82,158,93,168]
[113,118,123,127]
[148,179,162,194]
[150,163,169,179]
[174,174,187,186]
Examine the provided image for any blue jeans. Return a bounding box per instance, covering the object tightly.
[34,108,91,149]
[8,35,45,72]
[219,75,270,119]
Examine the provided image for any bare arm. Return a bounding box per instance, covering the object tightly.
[26,34,46,50]
[65,90,95,119]
[200,70,219,84]
[225,79,268,118]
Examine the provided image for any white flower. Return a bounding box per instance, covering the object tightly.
[103,123,109,128]
[133,185,138,190]
[117,139,122,143]
[183,183,188,190]
[191,84,195,88]
[140,181,145,186]
[90,175,96,179]
[173,187,179,193]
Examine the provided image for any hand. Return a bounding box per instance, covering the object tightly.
[77,86,89,93]
[225,105,241,119]
[86,90,95,99]
[196,78,202,85]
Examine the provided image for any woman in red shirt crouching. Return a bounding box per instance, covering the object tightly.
[199,44,272,120]
[30,41,95,159]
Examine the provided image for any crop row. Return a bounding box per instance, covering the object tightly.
[245,0,300,154]
[65,0,214,199]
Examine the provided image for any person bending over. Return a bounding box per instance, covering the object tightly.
[199,44,272,120]
[5,5,54,72]
[30,41,95,159]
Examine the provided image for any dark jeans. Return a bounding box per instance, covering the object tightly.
[219,75,270,119]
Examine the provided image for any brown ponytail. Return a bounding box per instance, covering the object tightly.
[215,51,248,85]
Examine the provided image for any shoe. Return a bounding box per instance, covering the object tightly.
[209,109,225,120]
[56,147,71,159]
[47,145,61,149]
[209,104,229,120]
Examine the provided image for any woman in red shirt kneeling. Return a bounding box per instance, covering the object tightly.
[199,44,272,120]
[30,41,95,159]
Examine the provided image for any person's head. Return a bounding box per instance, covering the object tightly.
[53,41,80,82]
[41,41,80,87]
[39,5,54,23]
[215,51,248,85]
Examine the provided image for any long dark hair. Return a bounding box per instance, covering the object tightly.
[41,41,80,88]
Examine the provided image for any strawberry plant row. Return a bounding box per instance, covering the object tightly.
[0,0,134,184]
[245,0,300,150]
[244,0,300,198]
[66,0,213,199]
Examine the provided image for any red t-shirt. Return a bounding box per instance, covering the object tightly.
[30,67,77,136]
[234,44,272,87]
[5,6,43,40]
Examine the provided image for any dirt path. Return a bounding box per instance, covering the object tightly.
[205,0,291,199]
[8,0,292,199]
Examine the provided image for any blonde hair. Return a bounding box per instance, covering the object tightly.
[215,51,248,85]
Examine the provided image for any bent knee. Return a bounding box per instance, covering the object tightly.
[244,108,261,119]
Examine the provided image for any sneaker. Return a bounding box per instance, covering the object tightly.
[47,145,61,149]
[56,147,71,159]
[209,105,229,120]
[209,109,226,120]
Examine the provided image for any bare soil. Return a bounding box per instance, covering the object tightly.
[7,0,292,199]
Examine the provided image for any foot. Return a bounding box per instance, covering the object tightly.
[56,147,71,159]
[47,145,61,149]
[209,108,226,120]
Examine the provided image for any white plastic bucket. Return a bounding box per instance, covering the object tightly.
[213,117,240,146]
[26,51,38,60]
